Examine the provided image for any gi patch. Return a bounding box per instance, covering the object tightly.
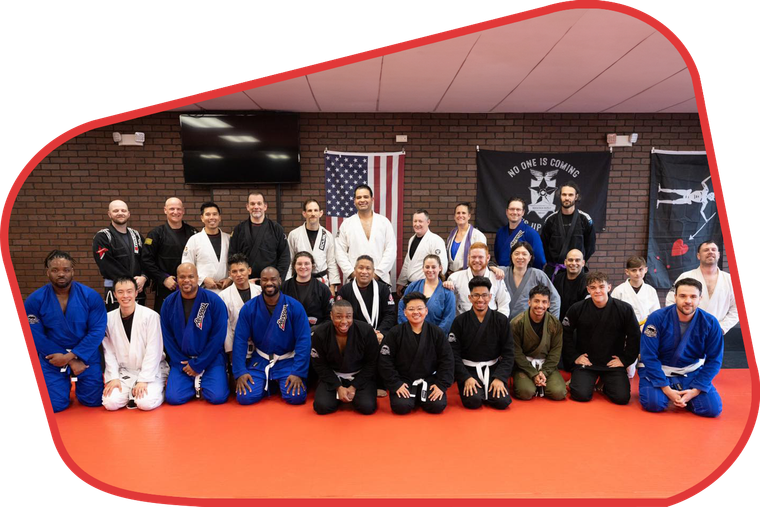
[183,246,188,254]
[194,303,209,330]
[310,348,319,359]
[96,247,109,260]
[380,345,390,356]
[387,293,394,305]
[319,232,327,251]
[448,333,456,343]
[644,324,657,338]
[435,249,441,255]
[277,304,289,331]
[27,314,39,325]
[145,237,153,245]
[562,317,570,327]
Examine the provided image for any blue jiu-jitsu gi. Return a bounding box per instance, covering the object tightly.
[638,305,723,417]
[24,282,107,412]
[232,294,311,405]
[494,221,546,270]
[160,287,229,404]
[398,279,456,334]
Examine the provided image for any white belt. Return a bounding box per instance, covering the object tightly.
[334,370,360,399]
[526,356,545,371]
[463,358,499,400]
[188,355,205,399]
[411,378,428,402]
[61,349,77,382]
[256,349,296,391]
[662,358,705,377]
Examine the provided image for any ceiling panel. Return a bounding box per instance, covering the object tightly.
[607,68,694,112]
[194,91,260,111]
[241,77,318,112]
[660,97,699,113]
[308,57,382,111]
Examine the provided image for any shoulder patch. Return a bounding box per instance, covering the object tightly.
[145,237,153,245]
[388,293,395,304]
[435,248,441,255]
[27,314,39,325]
[644,324,657,338]
[310,348,319,359]
[562,316,570,327]
[183,246,189,254]
[448,333,456,343]
[380,344,390,356]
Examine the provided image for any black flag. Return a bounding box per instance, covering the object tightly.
[646,151,722,289]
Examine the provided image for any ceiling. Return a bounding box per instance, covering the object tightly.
[172,8,695,114]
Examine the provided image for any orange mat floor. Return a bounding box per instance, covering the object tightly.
[52,369,753,501]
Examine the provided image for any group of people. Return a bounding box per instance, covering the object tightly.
[24,181,737,418]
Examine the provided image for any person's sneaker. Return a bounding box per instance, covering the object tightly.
[126,399,137,409]
[376,389,388,398]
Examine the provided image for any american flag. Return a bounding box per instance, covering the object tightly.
[324,150,405,280]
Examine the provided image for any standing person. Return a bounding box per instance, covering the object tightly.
[228,192,290,280]
[494,197,546,270]
[444,242,511,317]
[541,182,595,279]
[445,202,487,274]
[378,292,455,415]
[665,240,738,334]
[398,254,456,335]
[397,210,448,294]
[102,277,169,411]
[336,255,396,342]
[563,272,640,405]
[503,241,560,318]
[281,251,333,326]
[511,285,566,401]
[232,267,311,406]
[335,185,397,285]
[552,249,588,321]
[639,278,723,417]
[161,263,229,405]
[448,277,514,410]
[24,250,107,413]
[310,301,379,415]
[92,199,148,311]
[181,202,231,294]
[218,254,261,358]
[141,197,197,313]
[287,199,340,295]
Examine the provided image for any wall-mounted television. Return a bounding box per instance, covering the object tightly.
[179,113,300,184]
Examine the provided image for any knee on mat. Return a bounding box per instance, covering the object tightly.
[640,395,668,413]
[514,386,536,401]
[422,399,447,414]
[461,393,484,410]
[489,394,512,410]
[607,390,630,405]
[313,399,338,415]
[545,386,567,401]
[353,397,377,415]
[102,397,124,411]
[391,398,415,415]
[569,386,593,402]
[135,397,162,411]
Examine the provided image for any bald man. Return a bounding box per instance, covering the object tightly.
[142,197,197,313]
[93,200,148,311]
[160,263,229,405]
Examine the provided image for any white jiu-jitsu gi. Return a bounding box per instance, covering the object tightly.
[181,229,230,293]
[611,280,661,327]
[665,268,738,334]
[446,268,511,318]
[102,305,169,411]
[219,281,262,354]
[335,212,397,285]
[446,225,487,273]
[397,230,448,287]
[286,224,340,286]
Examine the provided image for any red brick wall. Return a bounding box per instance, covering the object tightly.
[8,112,705,303]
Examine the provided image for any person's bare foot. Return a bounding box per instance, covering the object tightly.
[376,389,388,398]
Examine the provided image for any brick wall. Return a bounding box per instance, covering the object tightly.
[8,112,706,303]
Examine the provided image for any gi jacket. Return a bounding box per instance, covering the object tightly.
[92,224,144,282]
[336,279,396,334]
[510,309,563,379]
[229,217,289,279]
[310,320,379,390]
[449,309,514,384]
[281,277,333,326]
[541,209,595,264]
[142,222,197,284]
[378,322,455,393]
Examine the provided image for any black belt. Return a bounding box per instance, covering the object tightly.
[314,269,328,278]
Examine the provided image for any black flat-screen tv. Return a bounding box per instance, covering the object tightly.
[179,113,300,184]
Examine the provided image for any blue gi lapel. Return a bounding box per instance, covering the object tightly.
[669,304,696,366]
[254,293,288,354]
[180,289,205,355]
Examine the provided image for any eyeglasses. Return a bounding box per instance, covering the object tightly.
[406,306,427,312]
[470,293,490,299]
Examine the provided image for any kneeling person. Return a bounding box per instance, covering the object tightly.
[511,285,565,401]
[449,277,514,410]
[639,278,723,417]
[311,301,379,415]
[161,263,229,405]
[378,292,455,415]
[233,267,311,405]
[102,277,169,411]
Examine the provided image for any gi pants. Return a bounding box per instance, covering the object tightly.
[639,371,722,418]
[569,366,630,405]
[102,367,168,411]
[40,355,103,413]
[166,356,229,405]
[236,366,307,406]
[390,383,447,415]
[457,366,512,410]
[313,379,377,415]
[513,370,566,401]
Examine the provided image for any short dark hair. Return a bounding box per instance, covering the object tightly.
[506,197,526,212]
[468,275,492,292]
[356,254,374,266]
[413,209,430,220]
[455,202,471,213]
[560,180,580,198]
[248,192,266,204]
[586,271,609,285]
[529,284,551,299]
[625,256,647,269]
[402,291,428,306]
[113,276,137,290]
[675,277,703,295]
[354,184,373,198]
[291,251,315,277]
[228,253,250,268]
[44,250,74,269]
[510,240,534,267]
[201,202,220,215]
[302,199,320,211]
[332,299,353,312]
[697,240,719,253]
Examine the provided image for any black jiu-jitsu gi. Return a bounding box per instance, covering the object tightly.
[336,279,396,336]
[310,320,379,415]
[541,209,595,276]
[141,222,197,313]
[92,224,146,310]
[553,270,588,321]
[449,308,514,409]
[228,217,290,279]
[282,277,333,326]
[377,322,455,414]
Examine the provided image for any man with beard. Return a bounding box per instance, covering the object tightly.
[665,240,738,334]
[449,277,513,410]
[444,242,511,317]
[181,202,231,294]
[493,197,546,270]
[92,200,148,310]
[378,292,455,415]
[233,267,311,405]
[24,250,107,412]
[541,182,595,279]
[161,263,229,405]
[228,192,290,280]
[397,209,448,294]
[639,278,723,417]
[286,199,340,295]
[310,300,379,415]
[552,249,588,322]
[142,197,197,313]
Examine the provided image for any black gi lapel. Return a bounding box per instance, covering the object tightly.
[557,209,579,259]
